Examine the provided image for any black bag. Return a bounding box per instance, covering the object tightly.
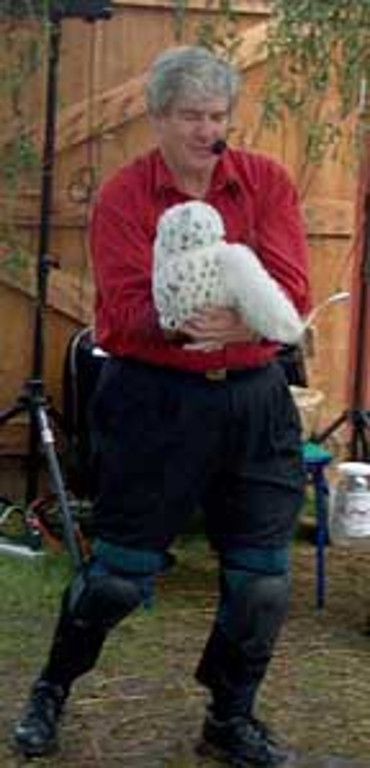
[62,327,106,498]
[277,344,307,387]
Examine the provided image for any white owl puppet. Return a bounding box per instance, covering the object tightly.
[152,200,305,344]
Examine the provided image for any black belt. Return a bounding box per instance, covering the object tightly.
[119,358,272,382]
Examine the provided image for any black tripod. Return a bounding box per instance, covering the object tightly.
[0,1,112,568]
[314,192,370,461]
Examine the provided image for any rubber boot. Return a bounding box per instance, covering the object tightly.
[13,569,141,756]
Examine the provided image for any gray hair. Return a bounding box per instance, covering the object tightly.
[146,46,240,116]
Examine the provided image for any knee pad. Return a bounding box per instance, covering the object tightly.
[66,569,141,630]
[218,565,291,644]
[196,571,291,705]
[196,551,292,711]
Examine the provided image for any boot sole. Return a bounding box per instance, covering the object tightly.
[196,738,287,767]
[197,737,259,767]
[13,734,58,758]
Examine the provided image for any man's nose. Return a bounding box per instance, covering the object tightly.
[195,117,218,140]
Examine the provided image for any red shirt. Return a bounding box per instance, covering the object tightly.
[90,147,311,371]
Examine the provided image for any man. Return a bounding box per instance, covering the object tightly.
[13,46,310,767]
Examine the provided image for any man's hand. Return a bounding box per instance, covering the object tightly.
[162,328,191,345]
[180,306,260,351]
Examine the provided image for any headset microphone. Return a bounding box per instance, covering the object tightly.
[211,139,227,155]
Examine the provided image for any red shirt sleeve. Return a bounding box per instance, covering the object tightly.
[89,169,163,353]
[253,156,311,316]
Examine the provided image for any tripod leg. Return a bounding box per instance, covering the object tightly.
[35,405,83,572]
[360,414,370,461]
[350,416,370,461]
[26,410,40,505]
[313,410,348,444]
[0,402,27,424]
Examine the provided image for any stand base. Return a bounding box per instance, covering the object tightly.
[0,386,83,570]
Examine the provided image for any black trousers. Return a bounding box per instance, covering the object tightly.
[89,357,304,552]
[42,357,304,717]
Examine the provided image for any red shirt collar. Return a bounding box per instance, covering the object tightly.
[152,147,241,196]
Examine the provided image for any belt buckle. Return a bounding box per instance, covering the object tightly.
[205,368,227,381]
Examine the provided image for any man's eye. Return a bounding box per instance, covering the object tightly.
[212,113,228,123]
[177,111,228,123]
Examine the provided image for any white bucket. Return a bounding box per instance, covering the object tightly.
[329,462,370,546]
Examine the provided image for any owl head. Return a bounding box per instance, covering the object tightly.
[155,200,225,257]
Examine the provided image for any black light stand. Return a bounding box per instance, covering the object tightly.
[314,192,370,460]
[0,1,112,568]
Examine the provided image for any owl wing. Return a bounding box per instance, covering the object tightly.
[153,247,228,329]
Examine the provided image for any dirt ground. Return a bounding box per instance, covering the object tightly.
[1,534,370,768]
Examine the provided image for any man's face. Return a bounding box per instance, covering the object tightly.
[153,96,231,174]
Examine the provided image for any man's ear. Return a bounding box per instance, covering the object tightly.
[149,112,166,140]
